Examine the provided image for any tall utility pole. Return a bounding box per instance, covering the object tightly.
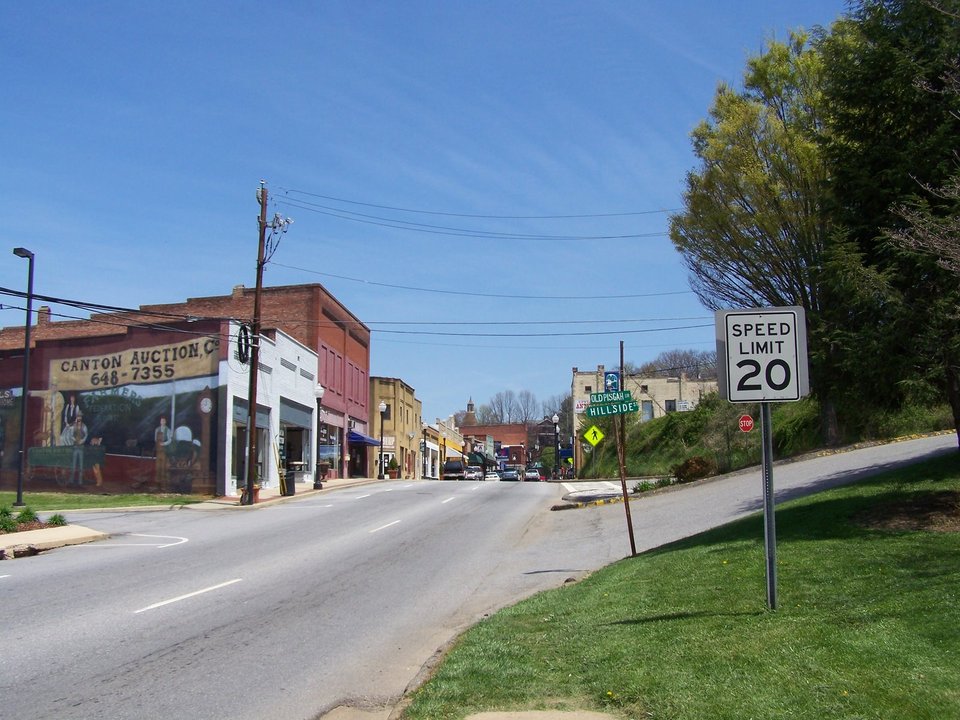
[241,182,292,504]
[242,182,269,504]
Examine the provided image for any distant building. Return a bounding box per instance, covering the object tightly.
[571,364,719,475]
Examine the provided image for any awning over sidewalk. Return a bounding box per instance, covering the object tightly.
[467,451,498,466]
[348,430,381,446]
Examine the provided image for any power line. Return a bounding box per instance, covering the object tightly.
[279,187,680,219]
[276,197,669,241]
[270,262,692,300]
[371,322,712,338]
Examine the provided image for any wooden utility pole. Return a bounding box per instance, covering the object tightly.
[242,182,269,504]
[618,340,637,556]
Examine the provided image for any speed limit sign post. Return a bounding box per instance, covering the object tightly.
[716,307,810,611]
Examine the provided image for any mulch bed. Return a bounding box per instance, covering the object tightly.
[856,490,960,533]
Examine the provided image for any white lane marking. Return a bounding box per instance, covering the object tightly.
[356,494,372,499]
[134,578,242,614]
[442,497,455,504]
[131,534,188,548]
[472,485,482,491]
[0,574,10,579]
[370,520,400,534]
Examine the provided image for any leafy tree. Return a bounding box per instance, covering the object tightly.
[820,0,960,444]
[670,32,848,441]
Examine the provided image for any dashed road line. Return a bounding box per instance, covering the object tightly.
[134,578,243,614]
[370,520,401,533]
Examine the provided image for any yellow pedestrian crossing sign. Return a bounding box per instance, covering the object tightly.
[584,425,605,446]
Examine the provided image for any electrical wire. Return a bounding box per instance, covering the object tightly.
[269,262,691,300]
[276,197,669,241]
[279,187,680,219]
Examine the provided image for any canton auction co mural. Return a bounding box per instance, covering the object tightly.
[22,336,220,494]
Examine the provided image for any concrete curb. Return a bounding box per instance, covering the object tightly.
[0,524,109,558]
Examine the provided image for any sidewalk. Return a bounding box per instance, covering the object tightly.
[190,475,386,509]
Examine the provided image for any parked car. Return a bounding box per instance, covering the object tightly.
[524,468,541,481]
[464,465,483,481]
[500,468,520,481]
[442,459,466,481]
[484,471,501,481]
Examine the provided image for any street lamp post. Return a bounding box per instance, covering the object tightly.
[421,423,428,479]
[13,248,34,507]
[314,384,326,489]
[377,400,386,479]
[441,431,446,476]
[407,431,415,478]
[552,412,560,480]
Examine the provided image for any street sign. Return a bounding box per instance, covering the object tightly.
[584,425,605,446]
[716,306,810,403]
[604,371,620,392]
[739,414,754,433]
[585,400,639,418]
[589,390,632,404]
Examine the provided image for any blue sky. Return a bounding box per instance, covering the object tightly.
[1,0,848,423]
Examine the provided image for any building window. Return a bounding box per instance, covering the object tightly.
[665,399,677,413]
[585,385,592,393]
[640,384,648,394]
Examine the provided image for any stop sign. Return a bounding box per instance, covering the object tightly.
[739,414,754,433]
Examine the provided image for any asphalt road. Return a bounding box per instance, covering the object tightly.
[1,433,954,720]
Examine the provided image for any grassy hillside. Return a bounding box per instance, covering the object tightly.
[579,394,955,479]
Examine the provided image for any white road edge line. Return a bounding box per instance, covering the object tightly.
[356,494,372,499]
[0,574,10,579]
[370,520,401,533]
[134,578,243,614]
[442,497,455,504]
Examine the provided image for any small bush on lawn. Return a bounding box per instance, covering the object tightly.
[0,506,11,520]
[46,513,67,526]
[672,455,718,483]
[0,515,18,533]
[16,507,38,524]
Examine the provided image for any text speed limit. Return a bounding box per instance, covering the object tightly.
[716,307,810,403]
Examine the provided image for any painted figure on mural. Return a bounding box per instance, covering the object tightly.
[155,416,172,489]
[62,393,80,430]
[60,412,88,485]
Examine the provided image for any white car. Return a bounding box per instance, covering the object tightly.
[524,468,541,481]
[484,471,501,481]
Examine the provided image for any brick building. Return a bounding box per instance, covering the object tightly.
[0,282,372,491]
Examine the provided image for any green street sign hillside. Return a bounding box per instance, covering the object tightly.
[585,400,639,418]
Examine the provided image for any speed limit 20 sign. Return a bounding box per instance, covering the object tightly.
[716,307,810,403]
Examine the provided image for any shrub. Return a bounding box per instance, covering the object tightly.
[0,506,12,520]
[633,480,655,493]
[0,515,17,533]
[655,476,674,489]
[16,507,38,524]
[46,513,67,527]
[672,455,718,483]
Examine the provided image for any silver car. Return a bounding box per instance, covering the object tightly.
[524,468,541,481]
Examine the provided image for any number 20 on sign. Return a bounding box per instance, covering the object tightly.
[716,306,810,403]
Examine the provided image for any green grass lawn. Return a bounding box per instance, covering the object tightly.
[0,491,208,512]
[404,453,960,720]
